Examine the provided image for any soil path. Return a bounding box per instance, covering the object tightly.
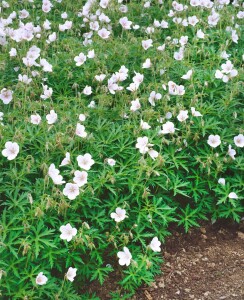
[134,222,244,300]
[87,222,244,300]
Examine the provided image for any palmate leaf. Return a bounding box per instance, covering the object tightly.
[0,0,243,298]
[42,248,68,268]
[218,203,244,223]
[169,175,190,197]
[65,250,84,268]
[133,224,154,248]
[165,147,189,172]
[90,265,113,285]
[177,204,201,232]
[30,221,56,258]
[1,230,22,259]
[61,288,84,300]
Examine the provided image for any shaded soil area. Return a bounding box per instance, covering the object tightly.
[88,221,244,300]
[134,222,244,300]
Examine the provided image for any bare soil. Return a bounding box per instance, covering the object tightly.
[87,221,244,300]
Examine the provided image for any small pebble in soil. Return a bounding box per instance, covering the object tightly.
[201,234,208,240]
[200,227,206,234]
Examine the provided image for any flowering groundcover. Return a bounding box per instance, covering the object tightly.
[0,0,243,299]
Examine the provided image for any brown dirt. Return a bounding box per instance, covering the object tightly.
[86,221,244,300]
[133,222,244,300]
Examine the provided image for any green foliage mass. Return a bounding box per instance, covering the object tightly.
[0,0,243,299]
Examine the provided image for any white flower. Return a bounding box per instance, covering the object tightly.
[48,164,65,185]
[79,114,86,122]
[41,85,53,100]
[19,9,29,19]
[234,134,244,148]
[87,50,95,59]
[60,152,71,167]
[177,85,185,96]
[220,51,230,60]
[98,28,110,39]
[160,121,175,134]
[148,91,161,106]
[179,36,188,46]
[0,112,3,123]
[231,29,238,44]
[218,178,225,186]
[215,70,224,79]
[107,78,119,94]
[30,114,41,125]
[133,72,144,85]
[73,170,88,187]
[83,85,92,95]
[2,142,19,160]
[215,60,238,83]
[40,58,53,72]
[142,39,153,50]
[136,136,151,154]
[95,74,106,82]
[9,48,17,57]
[46,110,57,124]
[77,153,95,170]
[174,50,184,61]
[36,272,48,285]
[144,1,150,8]
[59,21,72,31]
[63,183,80,200]
[149,237,161,252]
[165,112,172,119]
[43,19,51,30]
[142,58,151,68]
[140,120,151,130]
[88,101,96,108]
[207,135,221,148]
[221,60,234,74]
[74,53,86,66]
[157,44,166,51]
[117,247,132,266]
[47,32,57,43]
[181,70,193,80]
[168,81,185,96]
[119,17,132,30]
[119,4,128,13]
[66,267,77,282]
[75,123,87,138]
[60,223,77,242]
[61,12,68,19]
[107,158,116,166]
[111,207,127,222]
[196,29,205,39]
[228,145,236,160]
[126,82,139,92]
[19,74,32,84]
[0,88,13,104]
[177,110,188,122]
[188,16,199,26]
[100,0,109,9]
[148,149,159,160]
[228,192,238,199]
[130,98,141,112]
[191,107,202,117]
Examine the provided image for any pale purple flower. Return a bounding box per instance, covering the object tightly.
[117,247,132,266]
[60,223,77,242]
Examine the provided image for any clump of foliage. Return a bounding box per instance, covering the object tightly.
[0,0,243,299]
